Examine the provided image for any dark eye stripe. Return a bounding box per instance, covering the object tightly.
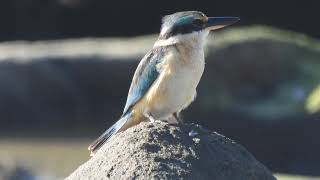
[173,23,203,36]
[162,22,203,39]
[193,19,204,26]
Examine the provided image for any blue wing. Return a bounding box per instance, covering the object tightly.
[121,46,166,117]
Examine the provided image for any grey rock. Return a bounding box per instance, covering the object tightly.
[66,122,276,180]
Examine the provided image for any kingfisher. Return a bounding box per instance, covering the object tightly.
[88,11,239,155]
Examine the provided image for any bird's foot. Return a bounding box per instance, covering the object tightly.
[144,112,157,123]
[173,112,183,124]
[149,116,156,123]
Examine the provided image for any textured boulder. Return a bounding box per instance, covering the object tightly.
[67,122,276,180]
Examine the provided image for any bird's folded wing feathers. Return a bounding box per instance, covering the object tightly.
[88,46,167,154]
[122,46,166,116]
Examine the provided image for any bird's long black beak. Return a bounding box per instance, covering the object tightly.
[205,17,240,30]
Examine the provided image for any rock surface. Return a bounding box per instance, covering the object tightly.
[66,122,276,180]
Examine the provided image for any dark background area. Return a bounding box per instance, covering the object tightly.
[0,0,319,41]
[0,0,320,179]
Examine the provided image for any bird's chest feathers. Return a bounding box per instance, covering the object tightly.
[145,46,204,116]
[159,48,204,88]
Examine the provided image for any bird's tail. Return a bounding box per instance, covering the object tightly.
[88,112,132,156]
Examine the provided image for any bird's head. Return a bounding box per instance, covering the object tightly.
[155,11,239,47]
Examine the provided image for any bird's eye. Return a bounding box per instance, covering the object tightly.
[193,19,203,26]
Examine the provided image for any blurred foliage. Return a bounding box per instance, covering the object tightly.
[210,25,320,51]
[201,25,320,120]
[306,85,320,114]
[0,138,90,177]
[275,174,320,180]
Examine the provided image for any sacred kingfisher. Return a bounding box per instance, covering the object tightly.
[89,11,239,155]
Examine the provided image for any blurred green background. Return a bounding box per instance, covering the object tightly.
[0,1,320,180]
